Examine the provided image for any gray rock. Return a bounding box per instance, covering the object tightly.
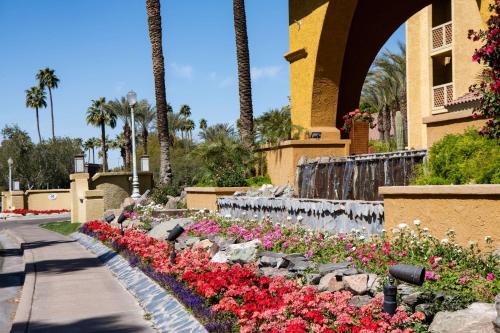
[398,283,416,297]
[343,274,369,295]
[429,303,496,333]
[260,267,295,278]
[367,274,382,295]
[494,294,500,333]
[415,303,432,314]
[402,292,424,307]
[319,262,351,275]
[306,273,321,285]
[136,190,150,206]
[228,240,260,264]
[193,239,219,257]
[211,251,229,263]
[120,197,136,210]
[284,253,305,261]
[258,250,287,258]
[259,256,280,267]
[147,218,194,240]
[288,259,316,272]
[349,295,373,308]
[165,196,179,209]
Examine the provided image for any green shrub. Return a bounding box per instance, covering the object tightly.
[150,185,181,204]
[414,129,500,185]
[246,175,272,187]
[368,139,397,153]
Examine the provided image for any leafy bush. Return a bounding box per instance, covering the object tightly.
[414,129,500,185]
[150,185,181,204]
[245,175,272,187]
[368,139,397,153]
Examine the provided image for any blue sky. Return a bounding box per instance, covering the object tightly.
[0,1,404,167]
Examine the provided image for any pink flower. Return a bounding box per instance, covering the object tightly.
[487,273,495,281]
[304,249,314,259]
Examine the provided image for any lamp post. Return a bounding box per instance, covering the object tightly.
[127,90,140,200]
[7,157,13,192]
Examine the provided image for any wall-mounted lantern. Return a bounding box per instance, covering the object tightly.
[74,154,85,173]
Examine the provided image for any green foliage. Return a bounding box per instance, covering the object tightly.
[414,129,500,185]
[40,221,81,235]
[368,139,397,153]
[150,184,182,204]
[245,175,272,187]
[255,106,302,145]
[0,125,82,189]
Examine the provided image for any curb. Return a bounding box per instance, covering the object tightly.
[5,230,36,333]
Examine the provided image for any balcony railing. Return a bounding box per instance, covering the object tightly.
[432,83,453,109]
[431,21,452,52]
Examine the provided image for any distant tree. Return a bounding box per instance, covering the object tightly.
[199,118,208,130]
[25,86,47,143]
[179,104,191,118]
[199,123,237,143]
[107,97,132,170]
[86,97,116,172]
[136,100,156,155]
[233,0,254,148]
[146,0,173,186]
[37,68,59,140]
[255,105,302,145]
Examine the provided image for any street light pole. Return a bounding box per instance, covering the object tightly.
[7,157,13,192]
[127,91,140,200]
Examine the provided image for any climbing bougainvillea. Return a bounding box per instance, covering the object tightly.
[468,1,500,140]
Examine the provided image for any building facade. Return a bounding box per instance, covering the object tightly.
[406,0,491,149]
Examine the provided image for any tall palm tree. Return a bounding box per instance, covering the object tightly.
[199,118,208,130]
[37,68,59,140]
[25,86,47,143]
[107,97,132,170]
[136,100,156,155]
[86,97,116,172]
[146,0,173,186]
[199,123,237,143]
[233,0,254,148]
[179,104,191,118]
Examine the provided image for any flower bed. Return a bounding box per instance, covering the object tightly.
[1,209,70,216]
[81,220,427,333]
[187,217,499,304]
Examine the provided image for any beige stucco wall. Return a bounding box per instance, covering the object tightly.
[1,191,25,210]
[81,190,104,223]
[25,189,71,211]
[381,185,500,249]
[70,173,90,223]
[91,172,153,211]
[260,139,350,185]
[406,0,491,149]
[185,187,249,211]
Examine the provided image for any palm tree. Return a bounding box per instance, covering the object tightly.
[136,100,156,155]
[107,97,132,170]
[199,118,208,130]
[199,123,237,143]
[255,106,302,145]
[37,68,59,140]
[146,0,173,186]
[233,0,254,148]
[86,97,116,172]
[179,104,191,117]
[25,86,47,143]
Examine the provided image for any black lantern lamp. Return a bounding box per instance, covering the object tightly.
[117,212,128,235]
[104,214,115,223]
[383,264,425,315]
[166,224,185,264]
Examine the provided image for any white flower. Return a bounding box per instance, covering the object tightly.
[242,212,247,216]
[381,229,386,233]
[413,219,421,226]
[224,214,231,218]
[468,240,477,247]
[392,228,400,234]
[398,223,408,229]
[297,215,304,221]
[485,235,492,242]
[286,216,292,221]
[358,235,365,240]
[253,214,258,218]
[441,238,449,244]
[422,227,429,232]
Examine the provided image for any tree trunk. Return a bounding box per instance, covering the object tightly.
[383,104,391,143]
[35,107,42,143]
[142,128,149,155]
[101,123,108,172]
[146,0,173,186]
[233,0,254,148]
[400,87,408,146]
[377,110,385,141]
[49,87,55,140]
[92,147,95,164]
[123,122,132,170]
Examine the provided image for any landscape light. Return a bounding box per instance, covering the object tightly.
[166,224,185,264]
[104,214,115,223]
[383,264,425,315]
[117,212,128,235]
[310,132,321,139]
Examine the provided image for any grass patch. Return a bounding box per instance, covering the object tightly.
[40,221,81,236]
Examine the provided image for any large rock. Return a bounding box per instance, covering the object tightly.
[211,251,229,264]
[429,303,496,333]
[287,258,316,272]
[120,197,136,210]
[318,273,345,292]
[494,294,500,333]
[228,240,260,264]
[193,239,219,257]
[147,218,194,240]
[367,274,382,295]
[343,274,369,295]
[260,267,295,278]
[319,262,351,275]
[136,190,151,206]
[349,295,373,308]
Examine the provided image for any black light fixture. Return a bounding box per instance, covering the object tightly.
[104,214,115,223]
[166,224,185,264]
[116,212,128,235]
[310,132,321,139]
[383,264,426,315]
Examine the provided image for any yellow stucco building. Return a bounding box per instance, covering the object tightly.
[406,0,491,149]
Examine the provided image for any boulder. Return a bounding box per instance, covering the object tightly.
[367,274,382,295]
[120,197,136,210]
[306,273,322,285]
[288,258,316,272]
[260,267,295,278]
[349,295,373,308]
[259,256,280,267]
[343,274,369,295]
[193,239,219,257]
[402,292,424,307]
[318,273,344,292]
[165,196,179,209]
[429,303,496,333]
[494,294,500,333]
[398,283,416,297]
[319,262,351,275]
[228,240,260,264]
[211,251,229,264]
[136,190,150,206]
[147,217,194,240]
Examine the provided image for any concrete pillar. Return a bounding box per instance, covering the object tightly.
[82,190,104,223]
[70,173,89,223]
[1,191,26,210]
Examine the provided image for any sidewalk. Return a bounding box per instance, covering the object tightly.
[4,221,156,333]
